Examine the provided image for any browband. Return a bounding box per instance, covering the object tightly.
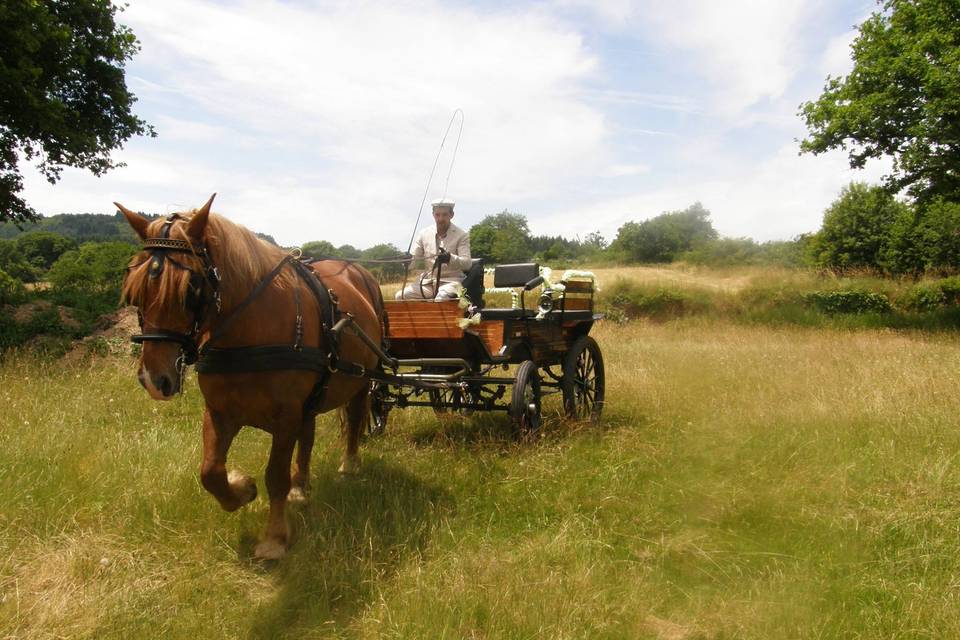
[143,237,200,252]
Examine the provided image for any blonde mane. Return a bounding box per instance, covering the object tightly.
[122,209,293,311]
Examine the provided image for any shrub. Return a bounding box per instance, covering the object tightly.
[48,241,136,295]
[901,276,960,311]
[803,290,892,314]
[602,278,710,321]
[0,267,25,304]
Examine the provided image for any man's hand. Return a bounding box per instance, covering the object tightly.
[436,249,451,265]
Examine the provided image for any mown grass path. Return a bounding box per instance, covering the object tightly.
[3,320,960,638]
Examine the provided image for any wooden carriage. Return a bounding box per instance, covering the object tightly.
[368,263,604,435]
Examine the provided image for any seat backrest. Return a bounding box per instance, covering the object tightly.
[493,263,539,288]
[461,258,485,307]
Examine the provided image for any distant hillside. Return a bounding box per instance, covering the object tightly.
[0,213,280,246]
[0,213,145,243]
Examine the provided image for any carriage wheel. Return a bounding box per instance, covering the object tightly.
[368,380,390,436]
[561,336,605,422]
[511,360,542,436]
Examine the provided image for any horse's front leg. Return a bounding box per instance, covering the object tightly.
[255,428,298,560]
[199,408,257,512]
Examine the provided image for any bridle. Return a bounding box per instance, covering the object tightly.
[128,214,221,368]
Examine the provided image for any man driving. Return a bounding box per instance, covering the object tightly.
[397,198,472,300]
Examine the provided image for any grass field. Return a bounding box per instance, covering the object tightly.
[4,280,960,637]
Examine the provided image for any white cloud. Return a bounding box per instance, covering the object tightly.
[23,0,608,246]
[18,1,885,252]
[819,28,858,78]
[642,0,810,114]
[542,145,892,242]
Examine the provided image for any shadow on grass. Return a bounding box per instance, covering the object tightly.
[406,400,623,452]
[244,457,452,639]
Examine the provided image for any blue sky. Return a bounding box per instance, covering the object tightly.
[22,0,889,248]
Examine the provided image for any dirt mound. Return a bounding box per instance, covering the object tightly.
[10,300,82,330]
[63,306,139,361]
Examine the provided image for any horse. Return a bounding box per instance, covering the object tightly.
[116,194,385,560]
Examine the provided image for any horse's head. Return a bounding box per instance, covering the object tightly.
[117,195,218,400]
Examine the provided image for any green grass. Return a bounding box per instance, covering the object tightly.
[4,319,960,638]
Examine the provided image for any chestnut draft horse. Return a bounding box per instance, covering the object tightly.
[117,195,385,560]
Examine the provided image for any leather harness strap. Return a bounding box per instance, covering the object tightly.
[128,227,379,412]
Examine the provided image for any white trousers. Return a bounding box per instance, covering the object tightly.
[396,278,461,300]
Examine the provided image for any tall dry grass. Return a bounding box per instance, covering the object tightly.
[3,317,960,638]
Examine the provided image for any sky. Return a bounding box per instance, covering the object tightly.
[21,0,890,249]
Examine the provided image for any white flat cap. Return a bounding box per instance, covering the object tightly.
[431,198,455,209]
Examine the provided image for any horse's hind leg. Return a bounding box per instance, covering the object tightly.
[338,385,368,475]
[289,415,315,503]
[199,408,258,512]
[256,427,298,561]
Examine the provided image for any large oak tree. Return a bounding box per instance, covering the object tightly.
[800,0,960,204]
[0,0,153,225]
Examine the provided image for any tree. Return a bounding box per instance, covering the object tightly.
[808,183,908,272]
[884,198,960,274]
[613,202,718,263]
[0,0,153,226]
[0,238,39,282]
[800,0,960,204]
[47,241,136,295]
[360,243,405,280]
[337,244,362,259]
[0,266,25,305]
[15,231,77,270]
[583,231,607,251]
[300,240,339,259]
[469,211,531,264]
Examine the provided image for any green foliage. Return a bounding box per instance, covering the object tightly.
[47,241,136,300]
[469,211,531,264]
[890,198,960,275]
[803,290,893,314]
[800,0,960,204]
[901,276,960,311]
[0,266,25,305]
[300,240,340,259]
[613,202,718,263]
[808,183,908,272]
[680,237,764,266]
[14,231,77,270]
[0,212,143,242]
[337,244,362,259]
[0,238,39,282]
[255,232,278,246]
[360,243,405,280]
[602,278,712,322]
[0,0,154,225]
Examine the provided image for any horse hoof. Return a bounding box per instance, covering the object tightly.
[254,538,287,561]
[338,456,361,475]
[287,486,307,503]
[228,470,257,506]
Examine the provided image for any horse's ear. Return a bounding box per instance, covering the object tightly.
[187,193,216,243]
[115,202,149,240]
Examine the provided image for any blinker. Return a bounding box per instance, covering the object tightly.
[149,255,164,278]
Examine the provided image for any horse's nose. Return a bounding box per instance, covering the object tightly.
[137,370,147,389]
[153,374,175,397]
